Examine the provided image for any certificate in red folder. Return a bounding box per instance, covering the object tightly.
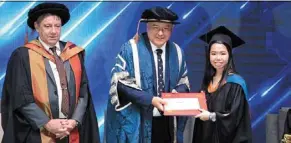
[162,92,208,116]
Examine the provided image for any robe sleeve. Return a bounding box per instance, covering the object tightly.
[18,103,50,130]
[215,84,250,137]
[74,52,100,143]
[117,82,153,108]
[79,92,101,143]
[1,48,50,131]
[71,51,89,124]
[109,42,153,111]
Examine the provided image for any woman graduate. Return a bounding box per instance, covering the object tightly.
[192,26,252,143]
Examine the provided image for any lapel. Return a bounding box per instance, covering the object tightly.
[44,59,57,87]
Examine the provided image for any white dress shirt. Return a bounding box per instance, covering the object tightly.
[150,42,166,117]
[38,38,66,118]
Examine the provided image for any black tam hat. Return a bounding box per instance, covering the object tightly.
[140,6,180,24]
[27,2,70,29]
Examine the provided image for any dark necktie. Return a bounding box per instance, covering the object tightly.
[156,49,164,97]
[50,46,70,117]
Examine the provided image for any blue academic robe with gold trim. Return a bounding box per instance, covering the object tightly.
[104,33,190,143]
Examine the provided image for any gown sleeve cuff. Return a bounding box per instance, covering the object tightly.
[209,112,216,122]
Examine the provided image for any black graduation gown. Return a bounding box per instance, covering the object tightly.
[192,83,252,143]
[1,47,100,143]
[283,109,291,138]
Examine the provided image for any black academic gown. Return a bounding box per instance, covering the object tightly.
[192,83,252,143]
[283,109,291,138]
[1,46,100,143]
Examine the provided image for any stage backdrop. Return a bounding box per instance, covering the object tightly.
[0,1,290,142]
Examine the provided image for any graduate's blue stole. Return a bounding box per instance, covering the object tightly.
[226,74,249,99]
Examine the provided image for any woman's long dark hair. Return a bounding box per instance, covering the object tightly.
[201,40,237,91]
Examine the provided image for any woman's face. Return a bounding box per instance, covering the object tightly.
[209,43,229,72]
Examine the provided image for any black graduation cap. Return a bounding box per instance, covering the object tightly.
[199,26,245,48]
[132,6,180,42]
[140,6,180,24]
[27,2,70,29]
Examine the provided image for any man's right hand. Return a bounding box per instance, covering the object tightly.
[151,97,167,111]
[44,119,70,135]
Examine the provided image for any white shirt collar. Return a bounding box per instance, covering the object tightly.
[38,37,61,53]
[150,41,166,54]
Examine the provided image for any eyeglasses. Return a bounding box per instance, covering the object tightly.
[149,25,172,33]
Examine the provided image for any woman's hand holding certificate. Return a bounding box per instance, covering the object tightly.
[162,92,208,116]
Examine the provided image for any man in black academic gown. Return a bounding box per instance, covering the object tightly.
[1,2,100,143]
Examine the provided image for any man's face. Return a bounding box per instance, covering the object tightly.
[147,22,173,48]
[34,15,62,46]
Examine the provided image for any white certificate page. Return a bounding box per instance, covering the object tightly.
[164,98,201,110]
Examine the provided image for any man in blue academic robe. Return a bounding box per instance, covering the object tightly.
[105,6,190,143]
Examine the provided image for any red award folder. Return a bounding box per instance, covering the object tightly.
[162,92,208,116]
